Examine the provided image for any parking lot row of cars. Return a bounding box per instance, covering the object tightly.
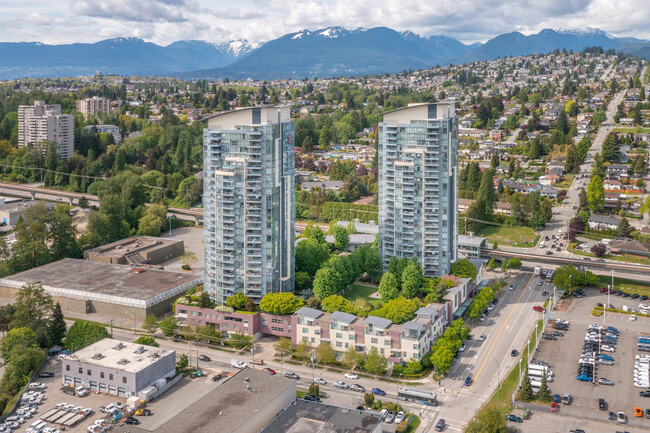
[634,355,650,389]
[576,324,619,382]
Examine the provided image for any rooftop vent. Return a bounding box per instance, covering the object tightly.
[244,377,250,382]
[134,346,146,354]
[92,353,104,360]
[245,385,252,391]
[114,342,124,350]
[117,358,130,365]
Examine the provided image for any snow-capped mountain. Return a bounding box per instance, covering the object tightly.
[213,39,261,57]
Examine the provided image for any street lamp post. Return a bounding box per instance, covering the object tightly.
[168,216,173,237]
[251,344,256,370]
[310,350,316,385]
[492,358,501,400]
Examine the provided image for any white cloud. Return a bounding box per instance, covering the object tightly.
[0,0,648,45]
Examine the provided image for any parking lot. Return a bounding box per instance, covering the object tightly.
[527,287,650,431]
[7,357,132,433]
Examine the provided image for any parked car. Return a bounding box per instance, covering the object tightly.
[304,394,320,401]
[617,411,626,423]
[459,344,466,352]
[635,407,643,417]
[598,378,614,386]
[505,414,523,423]
[562,393,572,405]
[344,373,359,380]
[125,417,140,425]
[385,411,395,423]
[509,285,515,291]
[394,411,405,423]
[211,374,222,382]
[640,390,650,397]
[532,306,546,312]
[511,349,518,357]
[38,372,54,378]
[598,398,607,411]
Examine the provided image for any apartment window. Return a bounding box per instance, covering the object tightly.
[336,333,342,339]
[262,319,267,327]
[277,328,283,332]
[345,343,349,348]
[303,327,308,333]
[79,367,83,374]
[349,335,354,341]
[100,372,104,379]
[223,324,229,329]
[179,309,187,314]
[371,338,378,344]
[198,312,203,317]
[311,338,315,343]
[380,348,385,355]
[191,311,196,316]
[87,369,91,375]
[244,320,248,324]
[109,374,113,380]
[336,342,342,347]
[122,377,127,384]
[66,365,70,371]
[385,340,391,346]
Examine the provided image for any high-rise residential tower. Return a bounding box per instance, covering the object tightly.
[18,100,74,159]
[203,107,295,305]
[76,96,111,120]
[378,102,459,277]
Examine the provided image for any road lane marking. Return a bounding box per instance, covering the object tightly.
[468,274,534,391]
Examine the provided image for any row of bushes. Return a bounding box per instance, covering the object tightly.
[320,202,378,223]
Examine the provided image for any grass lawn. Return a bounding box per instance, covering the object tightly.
[613,127,650,134]
[478,225,538,247]
[343,284,382,307]
[570,247,650,266]
[596,275,650,296]
[404,415,421,433]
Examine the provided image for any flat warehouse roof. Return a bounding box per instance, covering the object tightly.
[63,338,174,374]
[0,258,202,308]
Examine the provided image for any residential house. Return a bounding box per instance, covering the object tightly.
[302,181,344,191]
[609,239,650,257]
[587,215,620,230]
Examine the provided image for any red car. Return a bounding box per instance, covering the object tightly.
[600,288,607,293]
[262,368,276,375]
[551,402,558,412]
[533,306,546,312]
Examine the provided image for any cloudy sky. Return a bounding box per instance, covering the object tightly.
[1,0,649,45]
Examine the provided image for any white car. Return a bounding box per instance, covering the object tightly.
[344,373,358,380]
[479,334,487,341]
[231,359,247,369]
[630,314,637,321]
[509,285,515,291]
[487,304,494,311]
[379,409,388,418]
[479,315,486,322]
[459,344,466,352]
[334,381,349,389]
[314,377,327,385]
[394,411,405,423]
[602,345,616,352]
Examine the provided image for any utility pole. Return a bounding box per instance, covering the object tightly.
[110,319,113,338]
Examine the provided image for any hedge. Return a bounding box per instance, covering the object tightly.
[320,202,378,223]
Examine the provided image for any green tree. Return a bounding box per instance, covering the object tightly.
[617,217,633,237]
[601,133,620,163]
[401,260,423,299]
[342,346,363,369]
[321,295,355,314]
[195,324,222,344]
[332,224,350,251]
[490,152,499,169]
[388,256,409,284]
[303,223,326,244]
[508,257,522,270]
[465,404,507,433]
[134,336,159,347]
[364,393,375,407]
[555,109,569,134]
[295,239,330,277]
[510,194,522,225]
[520,368,534,402]
[159,315,178,337]
[1,327,38,363]
[11,283,54,344]
[226,293,249,310]
[450,259,478,279]
[0,304,16,336]
[0,347,43,397]
[274,337,293,360]
[487,258,497,271]
[315,341,337,364]
[197,291,214,309]
[78,196,90,209]
[228,332,254,349]
[259,292,304,315]
[587,175,604,211]
[363,347,388,375]
[373,297,420,324]
[142,314,159,334]
[65,320,110,352]
[312,267,343,299]
[378,272,399,301]
[48,302,67,347]
[137,203,168,236]
[538,373,551,402]
[430,345,454,374]
[176,353,189,370]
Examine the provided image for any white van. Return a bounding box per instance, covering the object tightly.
[28,383,45,390]
[75,386,88,397]
[27,420,46,432]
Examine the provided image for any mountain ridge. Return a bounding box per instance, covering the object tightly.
[0,27,648,80]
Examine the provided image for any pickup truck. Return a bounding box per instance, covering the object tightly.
[249,358,264,365]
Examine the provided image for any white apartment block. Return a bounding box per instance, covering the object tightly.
[76,96,111,119]
[18,100,74,159]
